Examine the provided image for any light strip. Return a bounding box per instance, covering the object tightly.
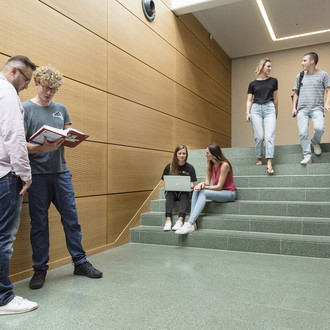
[256,0,330,41]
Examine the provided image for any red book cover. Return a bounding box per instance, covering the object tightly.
[29,125,89,148]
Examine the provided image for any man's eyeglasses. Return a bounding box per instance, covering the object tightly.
[41,85,58,94]
[17,68,31,84]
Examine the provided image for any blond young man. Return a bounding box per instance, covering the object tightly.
[24,65,102,290]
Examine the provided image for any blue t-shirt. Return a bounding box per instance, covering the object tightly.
[23,100,71,174]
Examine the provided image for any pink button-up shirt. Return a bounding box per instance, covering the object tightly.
[0,74,31,181]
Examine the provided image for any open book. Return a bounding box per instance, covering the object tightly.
[29,125,89,148]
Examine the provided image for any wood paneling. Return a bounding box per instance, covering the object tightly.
[118,0,176,46]
[173,120,211,150]
[108,95,174,151]
[0,0,107,89]
[179,14,210,51]
[175,52,209,101]
[108,145,171,193]
[174,18,210,75]
[107,191,150,243]
[209,105,232,137]
[40,0,108,38]
[174,83,211,128]
[65,143,108,197]
[108,0,174,79]
[210,38,232,69]
[207,131,232,148]
[210,54,231,93]
[209,79,231,114]
[108,44,175,114]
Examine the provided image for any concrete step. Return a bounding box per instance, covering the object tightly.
[130,225,330,258]
[150,199,330,218]
[141,212,330,237]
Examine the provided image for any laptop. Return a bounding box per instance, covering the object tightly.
[163,175,192,192]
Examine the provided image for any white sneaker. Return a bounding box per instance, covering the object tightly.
[311,142,322,155]
[163,221,172,231]
[175,222,197,234]
[0,296,38,315]
[172,220,183,231]
[300,156,312,165]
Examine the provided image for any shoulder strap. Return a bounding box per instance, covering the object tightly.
[297,71,304,96]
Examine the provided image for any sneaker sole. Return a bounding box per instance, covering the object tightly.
[0,305,38,315]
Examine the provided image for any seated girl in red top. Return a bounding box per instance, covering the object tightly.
[176,143,236,234]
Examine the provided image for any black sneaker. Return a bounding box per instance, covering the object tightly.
[74,261,103,278]
[29,270,47,289]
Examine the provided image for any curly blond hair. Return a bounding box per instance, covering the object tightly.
[34,65,63,88]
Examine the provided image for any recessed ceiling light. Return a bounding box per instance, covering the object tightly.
[256,0,330,41]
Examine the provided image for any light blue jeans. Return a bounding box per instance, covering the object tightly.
[250,101,276,159]
[297,109,324,157]
[188,189,236,224]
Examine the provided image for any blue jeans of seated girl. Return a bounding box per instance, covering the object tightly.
[250,101,276,159]
[188,189,236,224]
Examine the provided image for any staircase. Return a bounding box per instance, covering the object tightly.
[131,143,330,258]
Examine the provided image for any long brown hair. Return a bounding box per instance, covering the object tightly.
[169,144,188,175]
[207,143,233,175]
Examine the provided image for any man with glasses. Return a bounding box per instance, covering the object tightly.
[0,55,38,315]
[23,65,102,290]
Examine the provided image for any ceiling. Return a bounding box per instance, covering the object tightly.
[172,0,330,58]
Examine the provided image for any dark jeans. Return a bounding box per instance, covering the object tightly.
[165,191,190,219]
[0,173,23,306]
[28,171,86,271]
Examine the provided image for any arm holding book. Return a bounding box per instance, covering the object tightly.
[26,133,65,154]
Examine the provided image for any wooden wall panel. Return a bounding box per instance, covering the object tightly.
[40,0,108,38]
[108,44,175,114]
[65,143,108,196]
[210,54,231,93]
[210,38,232,69]
[209,105,232,137]
[108,0,174,79]
[175,52,209,101]
[118,0,176,46]
[108,146,171,193]
[108,95,174,151]
[179,14,210,50]
[174,83,211,128]
[207,131,232,148]
[209,79,231,114]
[107,191,150,243]
[0,0,107,89]
[173,120,212,150]
[174,19,210,75]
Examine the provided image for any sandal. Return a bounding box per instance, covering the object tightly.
[266,167,275,175]
[256,161,263,166]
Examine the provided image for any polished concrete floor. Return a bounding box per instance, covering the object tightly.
[2,243,330,329]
